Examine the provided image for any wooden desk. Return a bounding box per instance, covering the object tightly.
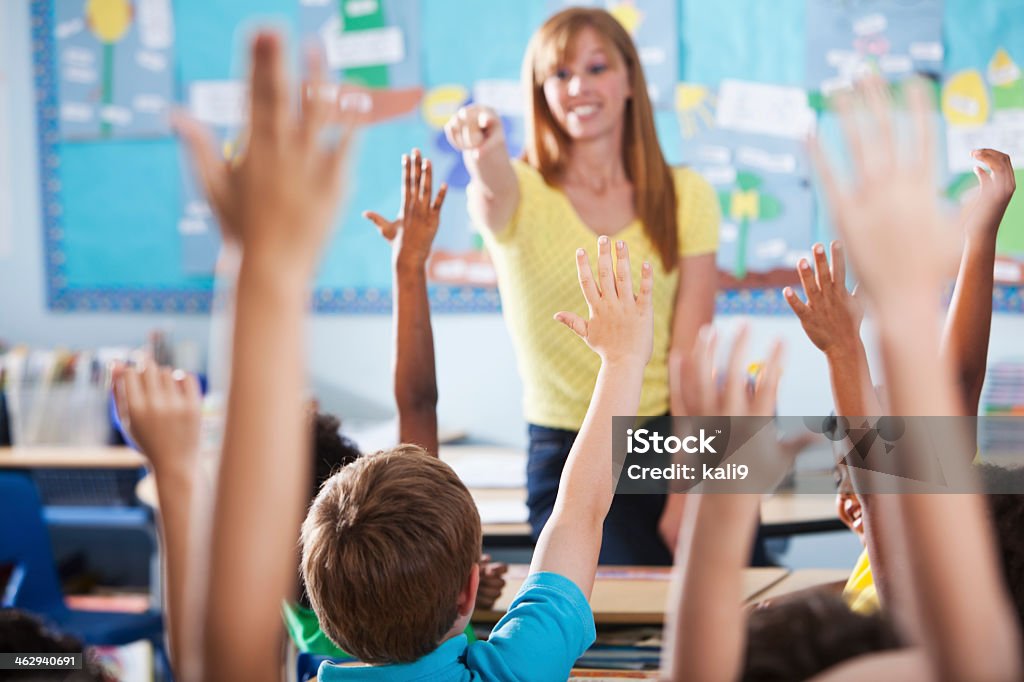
[761,493,845,536]
[0,446,146,469]
[746,568,850,604]
[473,491,844,543]
[81,445,841,542]
[448,447,844,542]
[132,455,842,543]
[473,565,789,625]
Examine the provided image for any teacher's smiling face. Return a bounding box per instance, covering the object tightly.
[541,26,632,142]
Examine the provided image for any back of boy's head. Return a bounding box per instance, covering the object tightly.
[298,411,363,609]
[301,445,482,664]
[742,591,902,681]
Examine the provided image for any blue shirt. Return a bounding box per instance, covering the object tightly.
[318,572,596,681]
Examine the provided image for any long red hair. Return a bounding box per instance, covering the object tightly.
[522,7,679,271]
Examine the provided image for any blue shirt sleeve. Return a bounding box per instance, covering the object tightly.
[466,572,596,681]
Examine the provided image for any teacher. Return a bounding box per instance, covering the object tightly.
[445,7,719,565]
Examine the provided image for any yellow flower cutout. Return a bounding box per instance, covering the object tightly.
[608,1,643,36]
[86,0,132,44]
[730,189,761,221]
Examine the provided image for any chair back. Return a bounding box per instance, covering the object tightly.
[0,472,67,614]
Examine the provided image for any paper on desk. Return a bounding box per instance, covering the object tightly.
[448,452,527,488]
[475,499,528,525]
[342,420,467,454]
[342,419,398,454]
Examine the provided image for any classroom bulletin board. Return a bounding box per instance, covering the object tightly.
[32,0,1024,314]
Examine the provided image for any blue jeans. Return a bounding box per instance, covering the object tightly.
[526,416,771,566]
[526,416,673,566]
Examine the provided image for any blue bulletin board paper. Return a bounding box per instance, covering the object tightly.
[31,0,1024,314]
[54,0,176,140]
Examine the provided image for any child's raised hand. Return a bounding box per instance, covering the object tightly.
[679,325,783,418]
[444,104,506,159]
[362,148,447,269]
[783,241,863,355]
[811,76,960,304]
[112,362,202,474]
[174,33,357,276]
[474,554,509,611]
[554,237,654,366]
[963,148,1016,242]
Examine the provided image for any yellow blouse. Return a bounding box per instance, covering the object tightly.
[478,159,720,430]
[843,548,880,614]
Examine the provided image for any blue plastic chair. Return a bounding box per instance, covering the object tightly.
[0,472,168,663]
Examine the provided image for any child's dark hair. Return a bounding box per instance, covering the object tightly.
[309,411,361,503]
[977,463,1024,634]
[742,591,902,681]
[771,462,1024,680]
[0,609,108,681]
[299,411,362,608]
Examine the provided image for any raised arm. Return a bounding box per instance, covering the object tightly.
[177,33,356,681]
[809,76,1022,681]
[784,240,880,418]
[660,252,718,552]
[940,149,1015,416]
[112,363,202,675]
[530,236,653,596]
[662,325,785,682]
[444,104,519,233]
[364,149,447,456]
[364,153,510,608]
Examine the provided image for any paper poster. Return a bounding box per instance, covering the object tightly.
[715,80,816,140]
[54,0,175,140]
[806,0,943,95]
[547,0,678,108]
[300,0,422,90]
[943,0,1024,270]
[175,81,245,275]
[677,82,814,287]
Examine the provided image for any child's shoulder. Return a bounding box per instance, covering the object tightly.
[465,572,595,680]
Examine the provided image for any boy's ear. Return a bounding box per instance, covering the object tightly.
[457,563,481,617]
[836,492,865,538]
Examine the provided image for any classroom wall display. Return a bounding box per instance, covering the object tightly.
[55,0,175,140]
[942,0,1024,291]
[31,0,1024,314]
[805,0,944,97]
[677,80,816,310]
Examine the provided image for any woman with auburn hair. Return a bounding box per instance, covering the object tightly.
[444,7,719,564]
